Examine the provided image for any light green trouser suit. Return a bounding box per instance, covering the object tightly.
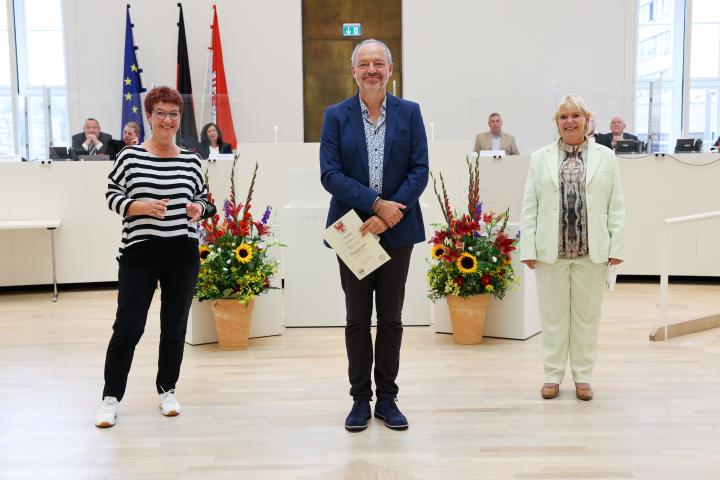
[535,256,607,384]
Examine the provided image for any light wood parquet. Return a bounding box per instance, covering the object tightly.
[1,283,720,479]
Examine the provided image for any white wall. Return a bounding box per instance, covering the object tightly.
[403,0,637,153]
[63,0,635,151]
[63,0,304,143]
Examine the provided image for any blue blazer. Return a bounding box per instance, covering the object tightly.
[320,94,429,248]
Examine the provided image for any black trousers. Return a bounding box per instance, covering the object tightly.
[337,240,413,401]
[102,237,199,400]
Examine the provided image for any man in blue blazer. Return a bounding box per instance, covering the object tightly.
[320,39,429,432]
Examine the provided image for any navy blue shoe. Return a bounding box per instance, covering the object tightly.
[374,398,409,430]
[344,400,371,432]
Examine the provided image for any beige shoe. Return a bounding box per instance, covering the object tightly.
[575,383,593,401]
[541,383,559,399]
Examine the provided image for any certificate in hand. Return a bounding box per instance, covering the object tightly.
[324,210,391,280]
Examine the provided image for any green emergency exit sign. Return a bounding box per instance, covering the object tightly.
[342,23,362,37]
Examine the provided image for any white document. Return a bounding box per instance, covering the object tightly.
[606,264,618,290]
[323,210,391,280]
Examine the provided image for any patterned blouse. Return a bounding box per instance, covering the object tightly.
[558,139,589,258]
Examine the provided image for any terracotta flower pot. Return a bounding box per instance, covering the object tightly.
[446,294,490,344]
[210,298,254,350]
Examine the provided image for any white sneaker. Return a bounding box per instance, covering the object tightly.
[159,389,182,417]
[95,396,118,428]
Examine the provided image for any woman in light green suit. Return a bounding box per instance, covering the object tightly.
[519,94,625,401]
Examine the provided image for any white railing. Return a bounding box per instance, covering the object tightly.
[660,210,720,341]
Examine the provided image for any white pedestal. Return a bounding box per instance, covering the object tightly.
[432,225,541,340]
[282,204,431,326]
[281,168,432,327]
[185,289,285,345]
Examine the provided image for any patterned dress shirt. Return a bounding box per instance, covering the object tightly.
[359,96,387,194]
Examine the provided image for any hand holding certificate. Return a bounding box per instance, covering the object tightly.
[324,210,391,280]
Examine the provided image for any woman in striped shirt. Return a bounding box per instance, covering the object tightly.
[95,86,214,428]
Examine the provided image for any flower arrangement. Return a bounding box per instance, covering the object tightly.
[196,157,282,305]
[427,156,519,301]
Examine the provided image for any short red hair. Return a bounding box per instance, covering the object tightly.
[144,86,183,114]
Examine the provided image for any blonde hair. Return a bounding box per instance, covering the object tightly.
[553,94,593,136]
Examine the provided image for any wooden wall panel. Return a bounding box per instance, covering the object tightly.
[302,0,402,142]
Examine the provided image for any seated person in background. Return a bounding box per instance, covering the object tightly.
[107,121,141,159]
[474,113,519,155]
[589,117,612,149]
[71,118,112,158]
[196,123,232,159]
[607,116,637,148]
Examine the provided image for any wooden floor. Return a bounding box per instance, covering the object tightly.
[1,283,720,479]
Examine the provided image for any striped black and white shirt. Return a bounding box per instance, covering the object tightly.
[106,145,210,257]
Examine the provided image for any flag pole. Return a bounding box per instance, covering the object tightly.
[199,4,214,127]
[127,3,147,138]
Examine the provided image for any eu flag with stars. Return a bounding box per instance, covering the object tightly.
[121,5,145,142]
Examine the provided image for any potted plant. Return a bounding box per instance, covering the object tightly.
[427,156,519,344]
[196,157,282,350]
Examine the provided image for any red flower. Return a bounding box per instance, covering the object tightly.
[494,232,517,256]
[444,248,461,263]
[254,221,270,236]
[453,276,464,287]
[481,274,491,285]
[430,230,449,245]
[452,214,479,237]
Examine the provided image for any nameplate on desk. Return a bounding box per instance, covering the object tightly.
[77,154,110,161]
[478,150,506,158]
[208,153,234,161]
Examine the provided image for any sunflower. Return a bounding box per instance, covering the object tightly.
[199,245,211,262]
[456,252,477,274]
[431,243,446,260]
[235,243,253,263]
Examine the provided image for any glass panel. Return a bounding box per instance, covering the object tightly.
[692,0,720,21]
[0,0,9,87]
[50,91,68,147]
[636,0,685,152]
[23,0,62,30]
[0,0,6,29]
[690,24,720,78]
[688,88,707,136]
[27,94,45,160]
[0,94,13,155]
[0,36,10,87]
[27,31,65,86]
[688,0,720,145]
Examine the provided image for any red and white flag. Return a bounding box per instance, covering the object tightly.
[209,5,237,149]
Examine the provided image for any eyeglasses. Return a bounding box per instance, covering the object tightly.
[152,110,181,120]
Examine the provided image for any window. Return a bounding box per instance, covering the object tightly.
[1,0,68,160]
[639,0,670,23]
[688,0,720,144]
[0,0,13,155]
[636,0,685,152]
[636,0,720,151]
[638,32,672,62]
